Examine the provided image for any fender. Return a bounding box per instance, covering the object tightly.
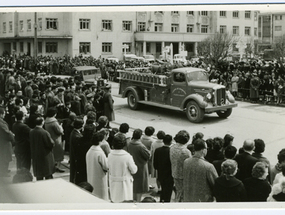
[122,86,144,100]
[180,93,208,109]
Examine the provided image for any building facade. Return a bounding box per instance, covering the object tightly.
[0,10,260,60]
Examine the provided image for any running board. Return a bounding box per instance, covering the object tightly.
[137,100,182,111]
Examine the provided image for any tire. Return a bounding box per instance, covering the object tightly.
[127,91,140,110]
[216,108,232,118]
[186,101,205,123]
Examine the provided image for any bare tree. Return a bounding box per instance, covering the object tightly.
[197,32,239,66]
[272,34,285,64]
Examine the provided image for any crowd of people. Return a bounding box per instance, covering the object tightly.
[0,53,285,203]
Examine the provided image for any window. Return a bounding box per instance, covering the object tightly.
[156,43,161,53]
[201,25,208,33]
[220,25,227,34]
[174,73,186,82]
[233,11,239,18]
[233,26,239,35]
[232,43,239,52]
[187,11,194,15]
[254,27,257,36]
[154,23,163,32]
[38,18,42,30]
[245,26,251,36]
[19,20,23,31]
[46,18,58,30]
[220,11,226,17]
[27,19,31,31]
[254,12,258,21]
[138,22,146,32]
[275,26,282,31]
[187,24,194,33]
[102,20,112,31]
[13,42,16,51]
[122,43,131,53]
[171,24,179,32]
[20,42,23,52]
[38,42,42,53]
[275,15,282,20]
[102,42,112,53]
[146,42,150,53]
[3,22,6,33]
[171,11,179,15]
[79,19,90,30]
[201,11,208,16]
[46,42,58,53]
[9,21,12,32]
[122,21,132,31]
[79,42,91,54]
[245,11,251,19]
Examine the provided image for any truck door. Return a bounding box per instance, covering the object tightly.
[170,72,187,107]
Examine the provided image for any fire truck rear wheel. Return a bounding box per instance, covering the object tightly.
[186,101,204,123]
[127,91,140,110]
[216,108,232,118]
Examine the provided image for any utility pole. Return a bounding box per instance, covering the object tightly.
[34,12,38,61]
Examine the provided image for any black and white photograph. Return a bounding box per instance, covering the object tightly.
[0,1,285,214]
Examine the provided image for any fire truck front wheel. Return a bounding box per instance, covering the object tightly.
[127,91,140,110]
[186,101,205,123]
[216,108,232,118]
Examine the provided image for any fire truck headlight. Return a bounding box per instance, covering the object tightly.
[206,93,212,100]
[226,91,235,103]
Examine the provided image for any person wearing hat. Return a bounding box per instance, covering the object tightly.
[102,84,115,122]
[250,71,261,103]
[24,80,33,99]
[69,117,84,184]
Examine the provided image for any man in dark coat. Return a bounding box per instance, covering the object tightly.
[30,116,55,180]
[234,139,258,182]
[69,118,84,184]
[0,107,14,177]
[102,84,115,121]
[153,134,174,202]
[12,110,31,170]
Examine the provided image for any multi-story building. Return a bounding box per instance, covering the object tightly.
[0,10,259,60]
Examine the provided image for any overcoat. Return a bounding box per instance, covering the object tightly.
[102,91,115,121]
[128,139,150,193]
[30,127,55,178]
[183,156,218,202]
[108,149,138,203]
[141,134,155,176]
[0,118,14,170]
[44,117,64,162]
[86,145,109,201]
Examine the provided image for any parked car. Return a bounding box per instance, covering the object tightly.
[123,54,138,62]
[143,55,155,63]
[106,56,119,63]
[173,54,187,64]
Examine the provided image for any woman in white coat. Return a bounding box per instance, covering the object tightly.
[108,133,138,203]
[86,132,109,201]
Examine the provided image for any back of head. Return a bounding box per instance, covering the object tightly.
[243,139,255,152]
[98,115,108,127]
[254,139,265,154]
[277,149,285,164]
[132,129,142,140]
[141,196,156,203]
[213,137,223,151]
[15,110,24,121]
[221,159,238,177]
[223,134,234,148]
[112,133,127,149]
[119,123,129,134]
[35,117,44,126]
[86,111,96,122]
[193,138,206,151]
[224,145,237,159]
[163,134,172,146]
[46,107,57,118]
[174,130,190,145]
[12,168,33,183]
[156,130,166,140]
[77,182,94,193]
[91,132,105,146]
[144,126,155,136]
[29,105,38,114]
[252,162,267,179]
[73,118,84,129]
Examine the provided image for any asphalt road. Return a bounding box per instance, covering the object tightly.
[110,81,285,165]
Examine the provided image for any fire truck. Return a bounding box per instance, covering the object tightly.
[118,67,237,123]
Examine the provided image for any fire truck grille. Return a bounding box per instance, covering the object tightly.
[216,88,226,106]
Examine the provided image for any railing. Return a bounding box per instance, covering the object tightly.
[118,70,168,87]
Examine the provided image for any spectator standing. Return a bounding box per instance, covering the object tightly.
[183,139,218,202]
[234,139,258,182]
[102,84,115,122]
[44,107,65,173]
[153,134,174,202]
[231,72,239,97]
[213,145,237,176]
[98,128,111,157]
[267,178,285,201]
[213,159,247,202]
[12,111,31,170]
[115,123,131,151]
[128,129,150,202]
[0,107,14,177]
[270,149,285,184]
[243,162,272,201]
[205,137,224,163]
[108,133,137,203]
[250,72,261,103]
[86,132,109,201]
[30,117,55,181]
